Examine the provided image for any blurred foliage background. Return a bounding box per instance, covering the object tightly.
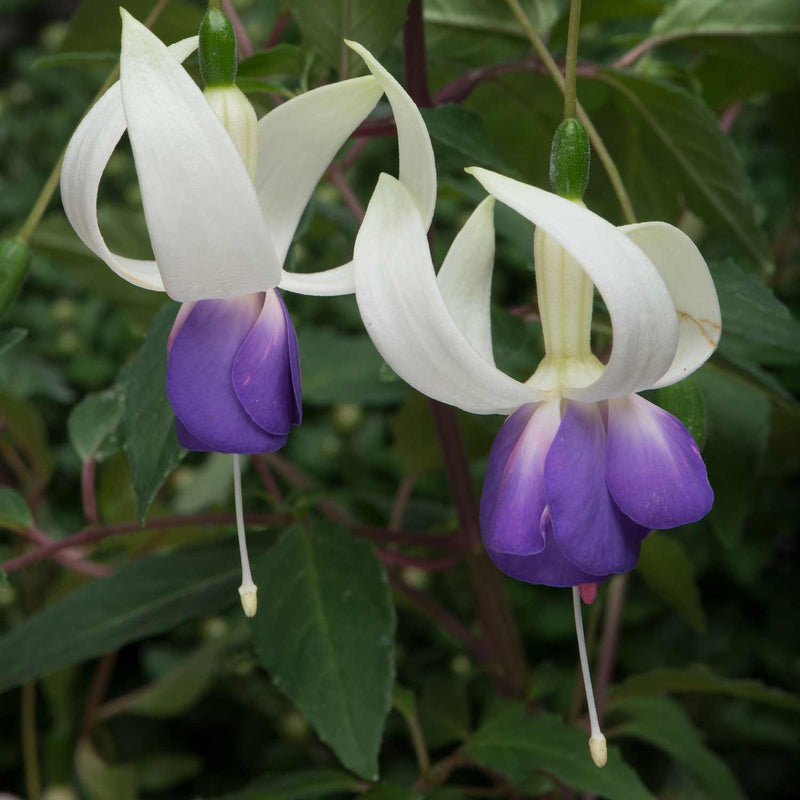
[1,1,799,799]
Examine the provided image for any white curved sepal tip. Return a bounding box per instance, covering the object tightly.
[239,585,258,618]
[589,734,607,768]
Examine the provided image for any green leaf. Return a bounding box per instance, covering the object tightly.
[34,50,120,69]
[361,784,422,800]
[211,769,363,800]
[390,393,442,474]
[76,741,139,800]
[712,259,800,367]
[60,0,202,53]
[0,543,246,693]
[651,0,800,42]
[124,302,186,524]
[99,640,224,720]
[289,0,410,76]
[238,44,302,77]
[136,753,203,792]
[610,696,740,800]
[424,0,560,42]
[694,366,771,545]
[597,72,770,272]
[68,386,125,462]
[251,522,396,780]
[608,664,800,712]
[0,237,30,316]
[0,393,53,483]
[299,327,409,406]
[466,704,655,799]
[420,106,507,169]
[0,486,33,532]
[0,328,26,358]
[637,533,706,634]
[646,378,706,449]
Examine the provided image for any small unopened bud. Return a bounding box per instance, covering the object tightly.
[589,734,607,768]
[0,237,30,316]
[239,584,258,618]
[199,0,237,88]
[549,118,591,200]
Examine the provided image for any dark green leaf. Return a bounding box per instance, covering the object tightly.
[124,302,185,524]
[251,522,396,780]
[212,769,363,800]
[238,45,302,77]
[60,0,202,53]
[712,259,800,366]
[76,741,138,800]
[299,327,409,406]
[0,543,245,694]
[0,238,30,316]
[289,0,410,76]
[608,664,800,712]
[420,106,506,169]
[390,393,442,474]
[694,366,770,545]
[646,378,706,449]
[466,704,655,799]
[597,72,770,271]
[361,784,422,800]
[651,0,800,42]
[0,486,33,532]
[68,386,125,462]
[0,393,53,483]
[0,328,26,358]
[638,533,706,634]
[609,696,740,800]
[34,50,119,69]
[136,753,203,792]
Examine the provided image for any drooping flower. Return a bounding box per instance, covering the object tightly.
[354,169,720,585]
[59,9,435,612]
[60,12,435,451]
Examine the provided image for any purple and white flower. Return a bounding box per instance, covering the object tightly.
[60,12,436,453]
[353,169,721,587]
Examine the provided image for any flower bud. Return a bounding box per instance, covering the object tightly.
[199,0,237,87]
[204,84,258,177]
[0,237,30,316]
[549,118,590,200]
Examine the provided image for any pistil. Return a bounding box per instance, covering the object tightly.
[572,586,606,767]
[233,454,258,617]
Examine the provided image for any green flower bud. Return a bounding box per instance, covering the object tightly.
[199,1,237,87]
[0,237,31,316]
[549,118,591,200]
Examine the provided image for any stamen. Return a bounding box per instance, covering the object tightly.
[233,454,258,617]
[572,586,606,767]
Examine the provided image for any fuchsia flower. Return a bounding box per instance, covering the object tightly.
[353,169,721,585]
[59,10,436,613]
[60,13,436,454]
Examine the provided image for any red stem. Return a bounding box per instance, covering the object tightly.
[222,0,254,57]
[265,10,291,48]
[403,0,433,108]
[81,459,98,524]
[18,526,111,578]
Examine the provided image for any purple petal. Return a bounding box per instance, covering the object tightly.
[545,401,648,575]
[480,401,560,555]
[605,393,713,529]
[167,301,195,354]
[487,508,612,587]
[233,289,302,436]
[175,418,214,451]
[166,294,287,454]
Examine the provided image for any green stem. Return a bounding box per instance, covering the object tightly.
[504,0,636,223]
[563,0,582,119]
[16,0,170,243]
[21,682,41,800]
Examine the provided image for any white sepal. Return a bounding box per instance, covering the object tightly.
[437,196,496,365]
[468,168,679,402]
[60,36,198,292]
[256,76,383,268]
[354,175,538,414]
[120,11,280,301]
[621,222,721,388]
